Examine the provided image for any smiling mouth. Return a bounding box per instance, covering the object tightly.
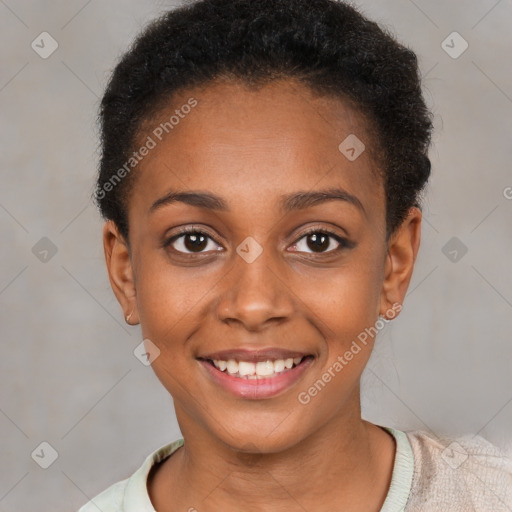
[198,355,314,379]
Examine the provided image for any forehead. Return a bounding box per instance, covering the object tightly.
[130,79,384,216]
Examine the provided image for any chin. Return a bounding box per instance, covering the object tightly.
[211,418,310,456]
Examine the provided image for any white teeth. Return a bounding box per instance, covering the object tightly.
[210,356,307,378]
[226,359,238,374]
[238,361,256,376]
[274,359,285,373]
[256,361,274,376]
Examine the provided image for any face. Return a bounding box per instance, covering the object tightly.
[104,78,421,454]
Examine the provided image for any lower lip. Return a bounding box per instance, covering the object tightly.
[198,357,314,399]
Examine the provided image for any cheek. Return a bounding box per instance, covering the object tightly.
[295,265,383,414]
[302,256,384,335]
[136,253,216,337]
[133,260,206,392]
[301,254,385,374]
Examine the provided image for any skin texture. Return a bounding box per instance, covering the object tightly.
[103,78,422,511]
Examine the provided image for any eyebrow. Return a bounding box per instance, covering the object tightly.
[149,187,366,216]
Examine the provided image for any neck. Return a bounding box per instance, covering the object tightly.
[153,396,396,512]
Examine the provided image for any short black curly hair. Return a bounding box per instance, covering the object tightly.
[94,0,433,244]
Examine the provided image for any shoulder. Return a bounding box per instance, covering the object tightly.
[404,429,512,510]
[76,438,185,512]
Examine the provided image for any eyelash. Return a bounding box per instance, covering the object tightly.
[162,225,351,257]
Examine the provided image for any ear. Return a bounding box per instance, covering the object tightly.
[379,207,422,318]
[102,220,139,325]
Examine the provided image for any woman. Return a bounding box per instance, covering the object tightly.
[80,0,512,510]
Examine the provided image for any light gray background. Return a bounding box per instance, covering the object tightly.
[1,1,511,510]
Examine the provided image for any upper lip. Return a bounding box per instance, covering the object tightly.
[197,348,311,363]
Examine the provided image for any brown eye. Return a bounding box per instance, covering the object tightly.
[305,233,330,252]
[182,232,208,252]
[164,229,222,254]
[290,229,350,254]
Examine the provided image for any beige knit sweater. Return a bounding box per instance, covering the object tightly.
[402,430,512,511]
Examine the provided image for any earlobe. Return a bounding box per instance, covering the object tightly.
[379,207,422,318]
[102,220,139,325]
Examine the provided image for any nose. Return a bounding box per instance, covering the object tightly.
[215,245,294,332]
